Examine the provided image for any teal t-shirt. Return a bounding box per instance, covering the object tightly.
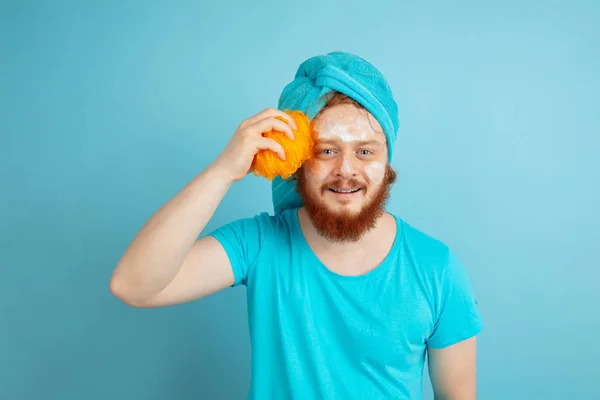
[209,207,482,399]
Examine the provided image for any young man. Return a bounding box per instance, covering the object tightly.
[110,52,483,399]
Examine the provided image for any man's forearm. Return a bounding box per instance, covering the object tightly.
[109,164,233,303]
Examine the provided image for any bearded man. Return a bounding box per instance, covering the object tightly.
[110,51,483,400]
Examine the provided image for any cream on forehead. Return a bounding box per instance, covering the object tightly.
[315,114,378,143]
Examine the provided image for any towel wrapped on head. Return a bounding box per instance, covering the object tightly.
[272,51,399,214]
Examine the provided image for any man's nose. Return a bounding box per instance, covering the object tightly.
[334,155,358,178]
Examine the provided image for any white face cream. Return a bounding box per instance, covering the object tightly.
[364,161,385,183]
[340,156,353,174]
[316,114,374,143]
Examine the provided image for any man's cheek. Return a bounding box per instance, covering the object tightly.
[364,161,385,184]
[306,161,330,181]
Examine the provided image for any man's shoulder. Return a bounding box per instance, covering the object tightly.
[220,207,296,236]
[207,208,296,252]
[251,207,296,228]
[392,214,452,272]
[393,214,449,254]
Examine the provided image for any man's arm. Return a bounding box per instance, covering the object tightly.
[109,166,236,308]
[109,108,295,307]
[427,336,477,400]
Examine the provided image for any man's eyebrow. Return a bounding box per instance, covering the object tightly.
[355,140,384,147]
[315,138,384,147]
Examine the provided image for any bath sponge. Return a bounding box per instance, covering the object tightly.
[252,110,313,180]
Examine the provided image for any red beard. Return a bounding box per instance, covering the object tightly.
[295,165,396,242]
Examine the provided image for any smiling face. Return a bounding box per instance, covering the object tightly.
[306,103,388,212]
[296,100,396,242]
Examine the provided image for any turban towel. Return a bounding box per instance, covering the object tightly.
[272,51,399,214]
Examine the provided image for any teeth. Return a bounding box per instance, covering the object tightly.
[332,188,359,193]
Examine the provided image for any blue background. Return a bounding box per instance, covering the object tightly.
[2,1,599,399]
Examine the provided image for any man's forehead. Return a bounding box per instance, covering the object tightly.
[313,104,384,132]
[312,105,386,145]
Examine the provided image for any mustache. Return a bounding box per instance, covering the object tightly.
[323,178,364,190]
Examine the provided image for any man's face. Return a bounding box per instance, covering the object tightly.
[296,104,394,242]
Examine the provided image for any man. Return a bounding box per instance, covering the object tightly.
[110,51,483,399]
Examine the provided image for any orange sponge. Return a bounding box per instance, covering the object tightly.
[252,110,313,180]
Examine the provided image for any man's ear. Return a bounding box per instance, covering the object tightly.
[290,165,304,182]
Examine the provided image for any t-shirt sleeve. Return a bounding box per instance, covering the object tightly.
[426,250,483,349]
[207,213,268,287]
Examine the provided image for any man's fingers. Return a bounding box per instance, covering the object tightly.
[251,117,295,140]
[243,108,297,131]
[255,137,286,161]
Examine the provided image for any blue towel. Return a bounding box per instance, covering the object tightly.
[272,51,399,214]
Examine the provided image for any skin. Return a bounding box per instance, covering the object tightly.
[428,337,478,400]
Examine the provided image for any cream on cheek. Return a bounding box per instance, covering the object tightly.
[364,161,385,184]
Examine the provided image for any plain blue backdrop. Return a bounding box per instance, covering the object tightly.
[1,1,599,399]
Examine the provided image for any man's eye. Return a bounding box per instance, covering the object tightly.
[320,149,334,155]
[359,150,372,155]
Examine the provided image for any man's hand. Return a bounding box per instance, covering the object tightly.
[212,108,296,183]
[428,336,478,400]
